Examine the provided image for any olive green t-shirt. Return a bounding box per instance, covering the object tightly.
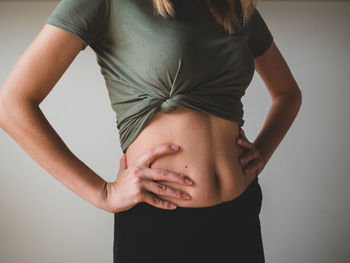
[46,0,274,153]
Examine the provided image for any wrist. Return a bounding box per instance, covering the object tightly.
[98,181,113,212]
[253,141,268,166]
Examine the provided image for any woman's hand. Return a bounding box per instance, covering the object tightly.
[236,128,266,179]
[104,144,194,214]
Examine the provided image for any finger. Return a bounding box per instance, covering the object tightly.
[119,154,128,170]
[239,127,245,137]
[242,158,260,175]
[141,167,194,186]
[142,191,178,210]
[134,144,180,168]
[238,127,246,140]
[142,180,191,200]
[236,135,254,150]
[238,149,259,165]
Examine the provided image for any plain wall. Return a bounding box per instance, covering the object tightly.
[1,1,349,263]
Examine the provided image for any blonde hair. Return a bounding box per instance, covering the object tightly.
[152,0,258,35]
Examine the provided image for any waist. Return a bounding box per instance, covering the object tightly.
[125,107,256,208]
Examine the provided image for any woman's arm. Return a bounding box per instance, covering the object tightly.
[0,24,109,211]
[253,41,302,166]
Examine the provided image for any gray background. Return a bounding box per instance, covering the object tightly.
[1,1,349,263]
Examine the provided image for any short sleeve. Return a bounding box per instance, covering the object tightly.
[246,8,274,58]
[45,0,111,51]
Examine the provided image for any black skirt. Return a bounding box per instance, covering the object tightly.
[113,176,264,263]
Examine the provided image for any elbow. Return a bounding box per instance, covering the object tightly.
[273,84,302,108]
[0,89,6,128]
[287,85,302,110]
[0,87,20,129]
[0,93,10,129]
[289,85,303,115]
[0,87,38,130]
[294,85,302,108]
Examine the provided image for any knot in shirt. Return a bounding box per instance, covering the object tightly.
[159,96,178,113]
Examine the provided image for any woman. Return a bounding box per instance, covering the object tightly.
[0,0,302,262]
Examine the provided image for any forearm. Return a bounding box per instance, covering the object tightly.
[0,98,109,211]
[253,90,302,166]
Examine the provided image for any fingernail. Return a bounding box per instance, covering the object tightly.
[182,193,191,199]
[185,177,193,185]
[237,139,242,144]
[170,203,177,209]
[171,145,179,150]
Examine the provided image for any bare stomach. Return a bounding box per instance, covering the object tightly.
[125,107,257,208]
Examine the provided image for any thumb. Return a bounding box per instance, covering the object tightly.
[119,154,128,170]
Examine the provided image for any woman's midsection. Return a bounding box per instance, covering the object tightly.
[125,107,255,208]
